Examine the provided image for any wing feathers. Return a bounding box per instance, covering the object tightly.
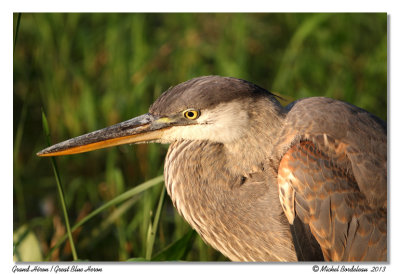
[278,140,386,261]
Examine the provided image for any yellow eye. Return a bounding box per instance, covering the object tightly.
[183,109,200,120]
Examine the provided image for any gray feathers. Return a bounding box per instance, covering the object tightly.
[149,76,278,115]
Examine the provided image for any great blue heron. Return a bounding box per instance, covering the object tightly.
[37,76,387,262]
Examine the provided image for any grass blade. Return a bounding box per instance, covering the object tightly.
[151,229,197,261]
[126,257,148,261]
[41,110,78,260]
[13,13,21,54]
[145,185,166,260]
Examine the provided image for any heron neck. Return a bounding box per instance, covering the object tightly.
[223,97,285,174]
[164,98,296,261]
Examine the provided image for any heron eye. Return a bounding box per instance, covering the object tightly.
[183,109,200,120]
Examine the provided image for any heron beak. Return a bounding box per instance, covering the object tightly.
[37,113,171,157]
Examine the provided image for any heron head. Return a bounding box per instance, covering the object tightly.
[37,76,280,157]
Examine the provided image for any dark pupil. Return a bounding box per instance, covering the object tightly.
[187,112,194,117]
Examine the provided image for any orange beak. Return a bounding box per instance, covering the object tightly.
[37,113,169,157]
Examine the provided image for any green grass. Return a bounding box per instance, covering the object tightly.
[13,13,387,261]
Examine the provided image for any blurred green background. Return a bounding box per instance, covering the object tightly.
[13,13,387,261]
